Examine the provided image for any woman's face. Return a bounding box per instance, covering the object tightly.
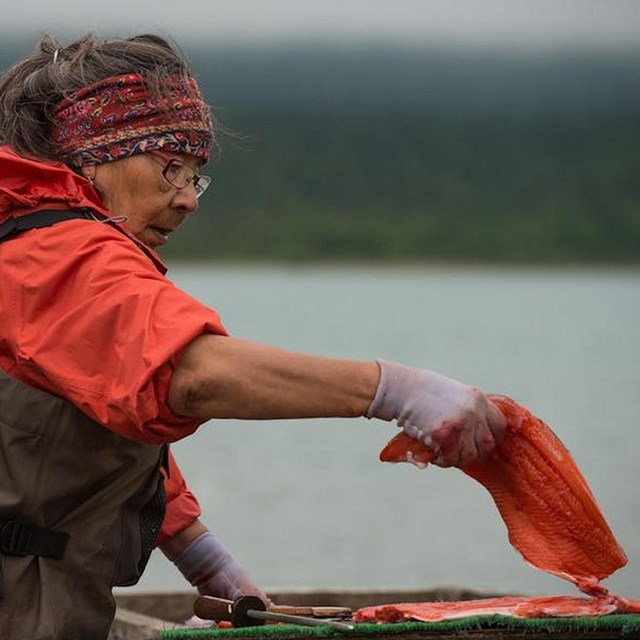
[89,152,202,249]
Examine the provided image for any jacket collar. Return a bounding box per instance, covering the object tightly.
[0,145,167,273]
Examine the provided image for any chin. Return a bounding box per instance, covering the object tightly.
[137,231,165,249]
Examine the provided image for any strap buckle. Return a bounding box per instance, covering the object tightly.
[0,521,32,556]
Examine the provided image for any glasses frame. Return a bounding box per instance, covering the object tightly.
[146,149,212,198]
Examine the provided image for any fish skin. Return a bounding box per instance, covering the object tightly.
[379,395,627,591]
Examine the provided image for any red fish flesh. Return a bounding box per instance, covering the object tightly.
[354,594,640,623]
[379,396,627,593]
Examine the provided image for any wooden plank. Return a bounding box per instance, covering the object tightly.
[108,608,187,640]
[113,588,509,621]
[266,587,510,609]
[114,592,197,623]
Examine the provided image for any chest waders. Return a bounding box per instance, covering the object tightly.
[0,210,169,640]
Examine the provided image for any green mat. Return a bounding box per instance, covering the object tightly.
[159,613,640,639]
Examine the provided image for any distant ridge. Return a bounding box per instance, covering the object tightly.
[1,40,638,263]
[1,41,639,115]
[187,44,640,116]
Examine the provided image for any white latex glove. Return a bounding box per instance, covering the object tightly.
[367,359,505,467]
[172,531,272,606]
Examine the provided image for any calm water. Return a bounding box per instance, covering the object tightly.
[125,265,640,598]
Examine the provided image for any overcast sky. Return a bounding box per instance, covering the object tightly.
[4,0,640,48]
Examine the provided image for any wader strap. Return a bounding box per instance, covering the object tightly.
[0,520,69,559]
[0,209,95,243]
[0,206,167,273]
[0,520,69,602]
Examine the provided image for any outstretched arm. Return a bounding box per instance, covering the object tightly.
[168,334,379,420]
[168,334,505,468]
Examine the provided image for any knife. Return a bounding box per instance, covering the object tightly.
[194,595,354,631]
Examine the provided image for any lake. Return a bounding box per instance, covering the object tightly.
[125,264,640,600]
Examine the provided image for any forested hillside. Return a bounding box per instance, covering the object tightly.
[1,41,638,262]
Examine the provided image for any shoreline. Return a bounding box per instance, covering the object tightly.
[163,258,640,272]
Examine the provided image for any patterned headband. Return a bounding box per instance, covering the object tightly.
[51,73,214,166]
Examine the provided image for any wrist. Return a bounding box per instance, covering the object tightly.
[172,531,269,604]
[367,359,423,422]
[172,531,232,587]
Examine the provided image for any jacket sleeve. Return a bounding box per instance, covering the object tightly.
[156,450,201,547]
[0,219,228,444]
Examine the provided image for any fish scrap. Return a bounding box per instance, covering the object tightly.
[354,594,640,623]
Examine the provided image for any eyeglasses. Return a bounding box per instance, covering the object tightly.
[147,150,212,198]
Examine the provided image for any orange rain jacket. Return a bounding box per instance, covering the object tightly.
[0,145,228,545]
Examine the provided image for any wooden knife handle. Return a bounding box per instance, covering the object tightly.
[194,595,235,622]
[194,595,266,627]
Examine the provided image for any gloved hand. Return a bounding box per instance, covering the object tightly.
[172,531,272,606]
[367,359,505,467]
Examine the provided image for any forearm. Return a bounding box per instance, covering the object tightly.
[168,334,379,420]
[167,336,504,467]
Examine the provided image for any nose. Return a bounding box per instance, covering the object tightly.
[173,183,199,214]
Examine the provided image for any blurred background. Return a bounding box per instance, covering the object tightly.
[2,1,640,600]
[1,0,639,263]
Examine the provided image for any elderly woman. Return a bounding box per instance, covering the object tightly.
[0,34,505,639]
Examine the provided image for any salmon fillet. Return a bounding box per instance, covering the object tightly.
[379,396,627,593]
[357,398,637,623]
[354,594,640,623]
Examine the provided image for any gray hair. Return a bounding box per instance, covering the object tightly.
[0,33,208,162]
